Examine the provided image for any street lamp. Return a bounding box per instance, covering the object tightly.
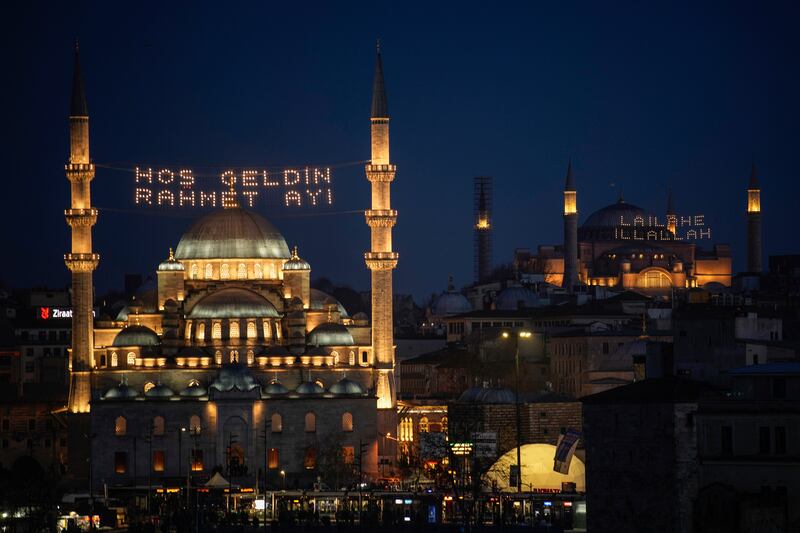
[279,470,286,490]
[501,329,532,493]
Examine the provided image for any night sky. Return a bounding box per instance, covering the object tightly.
[2,1,798,304]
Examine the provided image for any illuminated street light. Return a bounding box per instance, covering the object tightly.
[501,329,533,493]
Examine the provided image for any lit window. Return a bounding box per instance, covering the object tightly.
[191,449,203,471]
[153,416,165,436]
[238,263,247,279]
[115,416,127,436]
[349,351,355,366]
[212,322,221,340]
[246,350,254,365]
[220,264,230,279]
[114,452,127,474]
[190,264,198,279]
[400,417,414,442]
[268,448,279,469]
[190,415,201,434]
[304,447,317,469]
[342,446,355,465]
[419,416,429,433]
[271,413,283,433]
[111,352,118,367]
[441,416,448,433]
[331,350,339,365]
[342,412,354,432]
[230,350,239,363]
[247,321,257,339]
[263,320,272,339]
[214,350,222,365]
[127,352,136,366]
[196,322,205,341]
[254,263,263,279]
[152,450,165,472]
[204,264,213,279]
[185,321,193,340]
[229,320,240,339]
[144,382,155,394]
[305,412,316,432]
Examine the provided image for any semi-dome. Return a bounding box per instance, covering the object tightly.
[306,323,354,346]
[309,289,349,318]
[188,288,280,319]
[174,207,291,260]
[283,246,311,271]
[264,378,289,395]
[180,381,208,397]
[582,198,647,228]
[145,383,175,398]
[296,381,325,394]
[433,277,471,316]
[458,386,515,404]
[329,377,366,395]
[495,286,538,310]
[210,365,260,392]
[103,382,139,400]
[158,248,185,271]
[112,325,160,347]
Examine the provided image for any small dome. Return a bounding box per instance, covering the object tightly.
[264,379,289,395]
[188,288,279,319]
[145,383,175,398]
[210,365,260,392]
[329,378,366,395]
[175,207,290,260]
[180,382,208,397]
[283,246,311,271]
[582,198,647,228]
[158,248,185,272]
[495,286,538,310]
[309,289,349,318]
[112,325,160,347]
[458,386,515,404]
[103,382,139,400]
[295,381,324,394]
[433,278,471,316]
[306,323,354,346]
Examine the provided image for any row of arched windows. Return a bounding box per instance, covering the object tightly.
[114,414,202,436]
[188,262,282,281]
[187,319,279,342]
[99,351,137,368]
[269,412,353,433]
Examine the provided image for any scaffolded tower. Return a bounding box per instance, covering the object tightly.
[474,176,493,283]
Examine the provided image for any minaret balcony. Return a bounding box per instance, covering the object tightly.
[65,208,98,227]
[64,253,100,272]
[364,252,399,271]
[65,163,95,182]
[365,209,398,228]
[365,164,396,182]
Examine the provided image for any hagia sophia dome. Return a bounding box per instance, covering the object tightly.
[581,197,647,228]
[174,207,291,260]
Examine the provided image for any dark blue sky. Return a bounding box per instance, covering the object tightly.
[2,1,798,303]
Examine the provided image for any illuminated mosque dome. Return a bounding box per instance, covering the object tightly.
[329,377,366,395]
[112,325,160,347]
[495,286,538,310]
[144,383,175,398]
[103,382,139,400]
[432,277,472,316]
[582,197,647,228]
[296,380,325,395]
[264,378,289,395]
[188,288,280,319]
[309,289,350,318]
[174,207,291,260]
[307,323,355,346]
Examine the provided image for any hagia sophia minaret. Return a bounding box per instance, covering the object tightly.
[746,161,762,273]
[666,186,677,236]
[65,43,99,413]
[562,160,579,291]
[364,43,398,421]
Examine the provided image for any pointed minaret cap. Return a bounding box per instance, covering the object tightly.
[666,186,674,215]
[70,40,88,117]
[564,159,576,191]
[749,160,760,189]
[371,39,389,119]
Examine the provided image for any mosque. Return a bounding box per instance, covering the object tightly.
[64,44,399,491]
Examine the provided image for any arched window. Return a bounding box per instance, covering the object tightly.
[220,263,230,279]
[400,417,414,442]
[237,263,247,279]
[305,412,316,432]
[214,350,222,365]
[127,352,136,366]
[639,270,672,289]
[204,264,213,279]
[230,350,239,363]
[115,416,127,436]
[211,322,221,340]
[331,350,339,365]
[254,263,263,279]
[190,264,198,279]
[441,416,448,433]
[247,321,257,339]
[263,320,272,339]
[184,321,193,340]
[361,351,368,365]
[349,351,355,366]
[304,447,317,469]
[246,350,254,365]
[229,320,240,339]
[268,263,276,279]
[341,412,353,432]
[153,416,165,436]
[111,352,118,367]
[419,416,429,433]
[144,381,155,394]
[189,415,201,434]
[99,354,106,367]
[271,413,282,433]
[196,322,205,341]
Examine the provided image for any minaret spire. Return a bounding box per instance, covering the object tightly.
[564,158,575,191]
[746,161,762,272]
[364,43,398,467]
[666,186,677,235]
[562,160,579,291]
[65,43,99,413]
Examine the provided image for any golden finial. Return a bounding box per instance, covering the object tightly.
[168,247,175,261]
[291,246,299,260]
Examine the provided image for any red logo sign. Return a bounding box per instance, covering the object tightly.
[40,307,50,320]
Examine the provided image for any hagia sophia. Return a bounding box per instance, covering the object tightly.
[64,44,398,490]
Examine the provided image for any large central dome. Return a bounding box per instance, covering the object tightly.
[175,207,291,260]
[582,198,647,228]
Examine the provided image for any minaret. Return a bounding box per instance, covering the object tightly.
[474,177,493,282]
[562,160,579,291]
[746,161,762,273]
[65,43,99,413]
[666,187,677,236]
[364,42,398,455]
